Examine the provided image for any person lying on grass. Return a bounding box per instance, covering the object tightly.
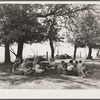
[57,61,66,75]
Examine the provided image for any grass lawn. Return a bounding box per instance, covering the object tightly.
[0,59,100,89]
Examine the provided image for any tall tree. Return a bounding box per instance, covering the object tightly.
[39,4,90,58]
[0,6,13,63]
[66,7,100,59]
[64,12,86,59]
[0,4,46,60]
[80,11,100,59]
[42,16,63,58]
[0,4,93,62]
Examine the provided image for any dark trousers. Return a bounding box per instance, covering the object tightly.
[66,70,78,76]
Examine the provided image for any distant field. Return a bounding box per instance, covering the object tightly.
[0,43,98,63]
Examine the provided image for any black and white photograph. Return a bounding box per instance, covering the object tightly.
[0,1,100,94]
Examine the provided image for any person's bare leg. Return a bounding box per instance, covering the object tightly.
[81,71,85,78]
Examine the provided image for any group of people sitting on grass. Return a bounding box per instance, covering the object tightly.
[57,60,92,78]
[12,57,44,75]
[12,57,92,78]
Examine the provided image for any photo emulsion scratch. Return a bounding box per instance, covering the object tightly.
[0,2,100,90]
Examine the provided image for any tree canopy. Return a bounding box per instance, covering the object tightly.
[0,4,97,62]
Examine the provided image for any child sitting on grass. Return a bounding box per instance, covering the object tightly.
[18,58,33,75]
[67,60,74,72]
[12,58,24,75]
[35,60,44,74]
[57,61,66,75]
[76,60,85,78]
[66,60,78,76]
[77,60,92,78]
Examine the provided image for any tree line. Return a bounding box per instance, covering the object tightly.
[0,4,100,63]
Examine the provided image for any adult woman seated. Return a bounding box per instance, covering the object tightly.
[12,58,33,75]
[19,58,33,75]
[12,58,24,75]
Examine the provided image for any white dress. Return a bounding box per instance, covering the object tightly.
[35,64,44,73]
[67,64,74,71]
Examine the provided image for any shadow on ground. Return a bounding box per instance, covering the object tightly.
[0,62,100,89]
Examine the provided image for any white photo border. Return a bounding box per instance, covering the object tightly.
[0,1,100,99]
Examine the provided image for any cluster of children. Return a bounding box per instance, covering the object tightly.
[12,57,91,78]
[57,59,91,78]
[12,57,44,75]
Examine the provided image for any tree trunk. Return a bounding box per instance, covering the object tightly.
[49,38,54,58]
[73,44,77,60]
[4,42,11,63]
[87,47,92,59]
[17,40,24,60]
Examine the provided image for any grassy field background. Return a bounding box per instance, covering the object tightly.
[0,59,100,89]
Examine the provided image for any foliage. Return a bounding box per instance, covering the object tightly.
[0,4,46,45]
[66,8,100,49]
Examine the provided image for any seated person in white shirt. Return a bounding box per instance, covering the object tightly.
[67,60,74,71]
[66,60,75,75]
[35,61,44,73]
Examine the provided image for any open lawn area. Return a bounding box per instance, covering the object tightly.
[0,60,100,89]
